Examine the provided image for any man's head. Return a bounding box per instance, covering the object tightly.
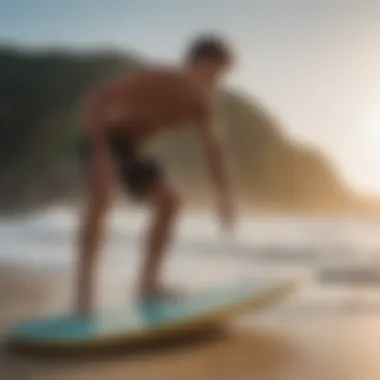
[184,34,234,86]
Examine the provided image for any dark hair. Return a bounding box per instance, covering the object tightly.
[185,34,233,65]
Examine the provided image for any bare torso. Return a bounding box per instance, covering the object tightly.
[85,67,209,142]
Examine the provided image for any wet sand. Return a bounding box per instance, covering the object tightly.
[0,265,377,380]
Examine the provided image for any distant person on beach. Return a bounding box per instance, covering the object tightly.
[77,33,236,315]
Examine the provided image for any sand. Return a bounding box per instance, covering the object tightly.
[0,265,377,380]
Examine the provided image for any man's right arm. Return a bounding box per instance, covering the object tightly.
[195,103,235,233]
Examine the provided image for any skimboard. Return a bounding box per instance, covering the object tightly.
[9,278,296,352]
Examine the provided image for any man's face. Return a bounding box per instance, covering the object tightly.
[200,60,232,87]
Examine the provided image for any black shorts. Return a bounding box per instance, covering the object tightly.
[107,131,163,197]
[79,130,163,198]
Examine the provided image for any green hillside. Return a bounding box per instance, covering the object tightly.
[0,47,358,214]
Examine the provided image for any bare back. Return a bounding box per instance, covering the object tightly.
[85,67,209,141]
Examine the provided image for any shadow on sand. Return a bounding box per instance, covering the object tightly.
[1,325,303,380]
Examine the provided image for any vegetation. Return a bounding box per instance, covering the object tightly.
[0,47,366,214]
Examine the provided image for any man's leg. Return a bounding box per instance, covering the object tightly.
[139,184,181,298]
[120,149,181,300]
[76,130,116,316]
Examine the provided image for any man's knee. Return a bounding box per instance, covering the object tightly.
[155,187,181,218]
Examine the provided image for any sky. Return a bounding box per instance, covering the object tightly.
[1,0,380,195]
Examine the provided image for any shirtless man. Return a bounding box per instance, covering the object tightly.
[77,34,236,315]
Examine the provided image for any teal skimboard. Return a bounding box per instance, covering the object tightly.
[9,279,296,352]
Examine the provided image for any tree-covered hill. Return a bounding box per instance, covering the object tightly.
[0,47,368,214]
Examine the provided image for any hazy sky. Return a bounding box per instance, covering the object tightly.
[2,0,380,194]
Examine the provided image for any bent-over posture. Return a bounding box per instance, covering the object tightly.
[77,34,236,315]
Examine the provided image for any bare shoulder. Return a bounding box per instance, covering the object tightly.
[123,65,185,85]
[131,66,213,112]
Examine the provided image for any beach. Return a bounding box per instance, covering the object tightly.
[1,208,380,380]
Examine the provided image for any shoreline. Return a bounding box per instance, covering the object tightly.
[0,259,377,379]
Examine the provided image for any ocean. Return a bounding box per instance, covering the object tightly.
[2,206,380,380]
[1,205,380,315]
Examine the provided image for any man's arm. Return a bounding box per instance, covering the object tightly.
[76,131,115,316]
[196,105,235,231]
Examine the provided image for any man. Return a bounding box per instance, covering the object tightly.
[77,34,236,315]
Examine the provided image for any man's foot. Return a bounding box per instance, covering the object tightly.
[138,285,184,302]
